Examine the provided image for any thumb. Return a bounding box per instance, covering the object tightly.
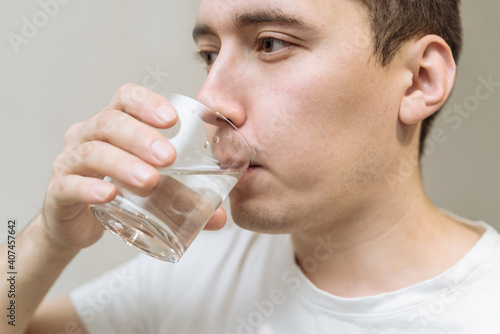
[204,207,227,231]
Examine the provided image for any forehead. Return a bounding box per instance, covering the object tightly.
[195,0,364,33]
[198,0,322,15]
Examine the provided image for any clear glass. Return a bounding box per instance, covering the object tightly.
[91,93,251,262]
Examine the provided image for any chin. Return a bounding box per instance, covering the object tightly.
[229,201,297,235]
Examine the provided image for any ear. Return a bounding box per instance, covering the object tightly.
[399,35,456,125]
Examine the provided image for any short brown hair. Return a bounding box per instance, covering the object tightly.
[357,0,463,155]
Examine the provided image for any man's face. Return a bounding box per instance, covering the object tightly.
[194,0,406,233]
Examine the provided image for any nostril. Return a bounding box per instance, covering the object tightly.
[196,83,247,128]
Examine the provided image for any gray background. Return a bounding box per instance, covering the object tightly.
[0,1,498,298]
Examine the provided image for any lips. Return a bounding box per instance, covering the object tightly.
[235,163,260,184]
[247,164,260,171]
[211,145,251,174]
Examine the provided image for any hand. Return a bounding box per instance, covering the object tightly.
[42,84,226,251]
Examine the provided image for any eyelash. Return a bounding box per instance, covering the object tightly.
[195,37,293,67]
[255,37,292,53]
[194,51,217,66]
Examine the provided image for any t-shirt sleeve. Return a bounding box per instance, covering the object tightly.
[69,255,149,334]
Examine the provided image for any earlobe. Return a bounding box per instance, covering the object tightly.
[399,35,456,125]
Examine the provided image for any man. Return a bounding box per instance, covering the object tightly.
[2,0,500,333]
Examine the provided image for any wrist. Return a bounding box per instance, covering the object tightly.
[31,213,80,262]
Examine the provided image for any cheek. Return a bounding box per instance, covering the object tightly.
[250,54,396,189]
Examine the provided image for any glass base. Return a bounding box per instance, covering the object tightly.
[91,197,184,262]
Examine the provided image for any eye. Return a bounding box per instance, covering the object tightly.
[197,51,219,66]
[257,37,290,53]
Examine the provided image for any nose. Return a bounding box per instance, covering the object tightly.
[196,50,248,129]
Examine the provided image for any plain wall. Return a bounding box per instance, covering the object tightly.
[0,1,499,299]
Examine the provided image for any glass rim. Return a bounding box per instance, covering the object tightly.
[162,92,253,164]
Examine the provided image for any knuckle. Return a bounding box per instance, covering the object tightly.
[120,83,149,105]
[58,141,96,171]
[46,175,69,203]
[47,178,60,197]
[94,110,117,134]
[64,122,84,146]
[68,148,83,168]
[52,152,69,176]
[75,141,96,161]
[130,88,149,105]
[53,177,71,200]
[119,82,139,94]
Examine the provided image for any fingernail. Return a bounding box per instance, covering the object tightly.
[93,183,114,200]
[156,104,177,123]
[151,139,174,162]
[132,164,155,184]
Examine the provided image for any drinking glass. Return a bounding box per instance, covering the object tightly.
[91,93,251,262]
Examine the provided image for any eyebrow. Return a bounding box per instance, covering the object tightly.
[192,8,307,42]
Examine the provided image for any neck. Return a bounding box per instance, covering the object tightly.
[291,177,481,298]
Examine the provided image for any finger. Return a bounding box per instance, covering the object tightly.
[66,109,176,167]
[204,207,227,231]
[49,175,117,207]
[107,83,178,129]
[57,140,160,189]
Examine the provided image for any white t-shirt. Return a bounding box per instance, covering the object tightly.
[71,216,500,334]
